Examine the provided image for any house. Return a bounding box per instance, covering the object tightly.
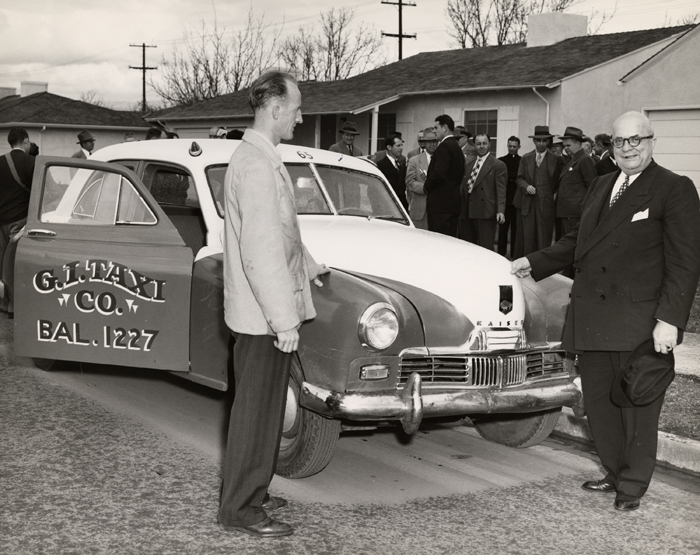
[0,82,149,157]
[150,14,700,187]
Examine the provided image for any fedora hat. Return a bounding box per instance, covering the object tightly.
[611,339,675,407]
[339,121,360,135]
[454,125,471,138]
[528,125,554,139]
[422,127,437,141]
[558,126,585,142]
[76,130,95,144]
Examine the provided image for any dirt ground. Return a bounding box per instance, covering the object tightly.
[659,374,700,442]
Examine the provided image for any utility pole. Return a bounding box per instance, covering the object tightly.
[381,0,416,61]
[129,43,157,112]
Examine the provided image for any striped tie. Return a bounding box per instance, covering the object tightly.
[610,175,630,206]
[467,159,482,193]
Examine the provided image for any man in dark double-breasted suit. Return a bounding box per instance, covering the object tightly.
[376,134,408,209]
[460,133,507,251]
[512,111,700,512]
[423,114,465,238]
[514,126,564,257]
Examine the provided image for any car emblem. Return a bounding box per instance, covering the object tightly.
[499,285,513,315]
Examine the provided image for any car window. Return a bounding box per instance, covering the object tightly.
[40,165,156,225]
[205,164,226,217]
[286,164,332,215]
[314,165,407,222]
[142,164,199,209]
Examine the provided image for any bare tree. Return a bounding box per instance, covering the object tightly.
[150,10,280,106]
[279,7,386,82]
[446,0,584,48]
[80,90,111,109]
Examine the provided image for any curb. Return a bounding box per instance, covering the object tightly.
[554,407,700,475]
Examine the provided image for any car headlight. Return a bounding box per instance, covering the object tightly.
[358,302,399,351]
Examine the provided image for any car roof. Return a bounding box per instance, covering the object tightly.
[91,138,382,175]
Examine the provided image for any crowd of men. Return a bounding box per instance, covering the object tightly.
[332,117,622,260]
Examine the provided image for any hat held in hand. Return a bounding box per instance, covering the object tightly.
[611,339,675,407]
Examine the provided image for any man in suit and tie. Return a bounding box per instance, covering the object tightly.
[511,111,700,512]
[328,121,363,157]
[460,133,507,250]
[405,128,438,229]
[595,133,618,176]
[423,115,465,238]
[376,134,407,209]
[514,126,564,257]
[497,136,521,257]
[218,71,327,538]
[71,130,96,158]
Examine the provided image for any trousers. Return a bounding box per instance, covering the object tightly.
[218,333,292,526]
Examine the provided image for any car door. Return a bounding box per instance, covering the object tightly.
[14,156,193,371]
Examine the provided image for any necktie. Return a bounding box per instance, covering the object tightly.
[467,158,482,193]
[610,175,630,206]
[349,144,353,156]
[536,152,543,167]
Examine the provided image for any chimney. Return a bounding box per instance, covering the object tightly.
[527,13,587,47]
[0,87,17,100]
[21,81,48,97]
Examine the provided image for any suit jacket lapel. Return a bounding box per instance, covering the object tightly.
[576,165,656,260]
[475,154,494,186]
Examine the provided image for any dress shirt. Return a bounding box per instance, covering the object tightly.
[610,171,641,204]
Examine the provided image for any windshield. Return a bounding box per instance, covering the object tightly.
[205,162,408,224]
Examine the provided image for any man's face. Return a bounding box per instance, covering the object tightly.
[612,113,655,175]
[593,141,605,156]
[433,122,448,141]
[387,138,404,159]
[276,82,303,141]
[342,132,355,146]
[562,138,581,156]
[81,138,95,153]
[507,140,520,155]
[425,140,438,155]
[550,144,563,156]
[474,135,490,157]
[458,135,469,147]
[533,138,549,153]
[581,141,593,156]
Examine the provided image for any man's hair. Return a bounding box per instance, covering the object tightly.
[475,133,491,143]
[435,115,455,131]
[145,127,162,140]
[7,127,28,147]
[386,133,402,147]
[248,71,297,112]
[508,135,520,145]
[595,133,611,147]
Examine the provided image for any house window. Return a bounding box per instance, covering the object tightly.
[464,109,498,154]
[368,113,397,153]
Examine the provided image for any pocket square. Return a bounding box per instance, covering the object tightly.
[631,209,649,222]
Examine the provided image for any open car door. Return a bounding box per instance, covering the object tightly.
[14,156,193,371]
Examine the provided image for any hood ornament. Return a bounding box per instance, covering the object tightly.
[499,285,513,315]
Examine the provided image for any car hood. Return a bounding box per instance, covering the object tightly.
[299,217,525,331]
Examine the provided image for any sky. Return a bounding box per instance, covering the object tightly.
[1,0,698,110]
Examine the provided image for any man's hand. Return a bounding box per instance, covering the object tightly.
[312,264,330,287]
[653,320,678,354]
[274,327,300,353]
[496,212,505,224]
[511,257,532,279]
[526,185,536,195]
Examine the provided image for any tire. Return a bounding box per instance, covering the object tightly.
[472,407,562,448]
[276,357,341,479]
[31,358,56,371]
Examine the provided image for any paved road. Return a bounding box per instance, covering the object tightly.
[2,329,700,555]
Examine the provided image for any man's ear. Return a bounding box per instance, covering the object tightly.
[272,104,280,120]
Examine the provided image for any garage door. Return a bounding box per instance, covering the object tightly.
[648,108,700,195]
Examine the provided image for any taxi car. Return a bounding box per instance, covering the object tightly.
[6,139,582,478]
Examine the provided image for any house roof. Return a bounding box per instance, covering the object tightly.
[0,92,148,128]
[151,24,695,121]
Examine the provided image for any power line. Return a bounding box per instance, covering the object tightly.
[129,43,157,112]
[381,0,417,60]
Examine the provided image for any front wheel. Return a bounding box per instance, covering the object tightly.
[276,357,341,479]
[472,407,562,448]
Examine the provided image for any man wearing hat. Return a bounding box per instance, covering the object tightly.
[513,125,564,258]
[405,128,438,229]
[329,121,363,157]
[511,111,700,512]
[455,126,478,167]
[556,126,598,246]
[72,130,96,158]
[405,129,425,160]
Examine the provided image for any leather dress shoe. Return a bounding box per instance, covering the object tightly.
[581,478,616,493]
[262,496,288,512]
[219,516,294,538]
[614,493,640,511]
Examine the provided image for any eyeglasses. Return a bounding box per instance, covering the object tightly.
[612,135,653,148]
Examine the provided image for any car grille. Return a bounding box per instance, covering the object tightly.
[398,351,565,388]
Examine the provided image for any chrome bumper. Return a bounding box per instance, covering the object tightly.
[300,372,583,435]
